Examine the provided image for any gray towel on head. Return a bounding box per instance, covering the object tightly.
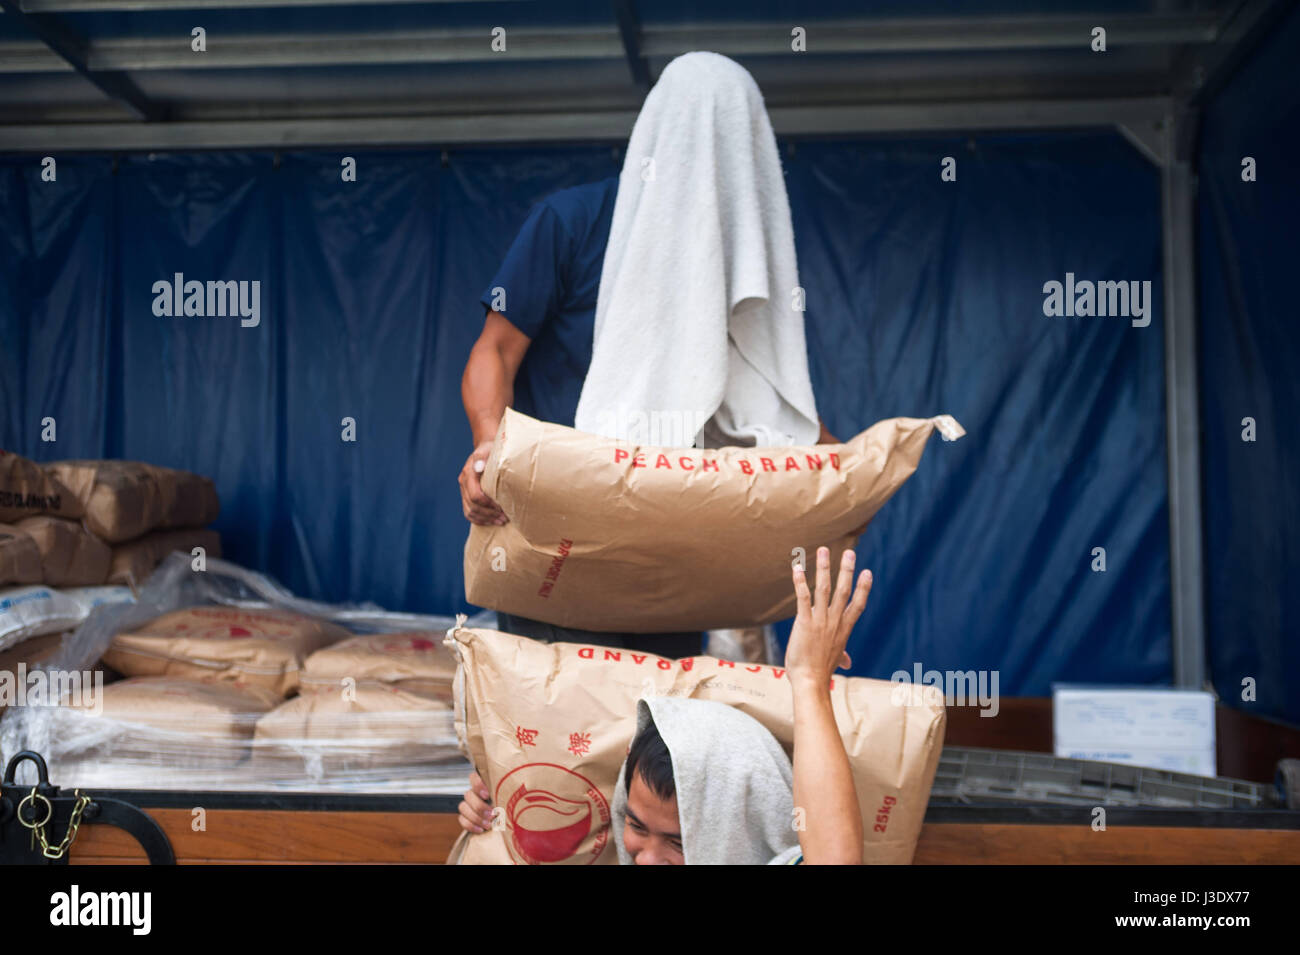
[611,696,802,865]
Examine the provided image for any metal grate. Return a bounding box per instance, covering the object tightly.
[929,746,1280,809]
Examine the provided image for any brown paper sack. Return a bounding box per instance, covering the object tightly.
[465,408,963,632]
[254,684,458,775]
[15,515,111,587]
[102,606,351,697]
[298,631,457,700]
[0,631,66,718]
[60,676,281,770]
[446,627,946,866]
[0,451,83,524]
[45,460,219,544]
[0,630,64,674]
[107,527,222,588]
[0,524,43,587]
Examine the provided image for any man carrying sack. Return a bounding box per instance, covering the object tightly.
[459,52,843,654]
[457,545,875,865]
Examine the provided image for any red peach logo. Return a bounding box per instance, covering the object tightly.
[495,763,610,865]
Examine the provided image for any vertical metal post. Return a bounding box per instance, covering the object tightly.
[1161,103,1207,689]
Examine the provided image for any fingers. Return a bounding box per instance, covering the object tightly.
[840,650,852,670]
[462,495,506,525]
[458,799,493,833]
[813,546,831,621]
[459,785,494,833]
[464,501,506,525]
[792,559,812,619]
[829,548,856,621]
[460,464,507,525]
[841,569,873,632]
[464,474,497,509]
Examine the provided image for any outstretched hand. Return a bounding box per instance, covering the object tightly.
[785,546,872,685]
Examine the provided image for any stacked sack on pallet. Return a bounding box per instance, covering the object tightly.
[2,450,223,590]
[47,606,355,788]
[46,456,221,588]
[254,631,461,782]
[2,553,469,793]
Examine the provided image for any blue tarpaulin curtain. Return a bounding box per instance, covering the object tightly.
[2,131,1173,699]
[1196,4,1300,725]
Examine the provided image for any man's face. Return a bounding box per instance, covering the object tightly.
[622,771,684,865]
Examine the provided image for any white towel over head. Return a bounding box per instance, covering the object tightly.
[573,50,821,449]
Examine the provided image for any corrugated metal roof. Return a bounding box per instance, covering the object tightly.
[0,0,1284,151]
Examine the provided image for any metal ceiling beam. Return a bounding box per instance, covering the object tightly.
[612,0,652,90]
[1170,0,1297,105]
[0,0,163,121]
[642,14,1220,55]
[0,96,1169,152]
[0,27,624,72]
[769,97,1167,135]
[0,13,1224,73]
[22,0,496,7]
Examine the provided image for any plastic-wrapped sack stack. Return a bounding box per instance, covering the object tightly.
[254,633,462,782]
[0,587,136,720]
[1,555,478,794]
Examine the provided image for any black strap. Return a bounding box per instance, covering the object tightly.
[0,750,175,865]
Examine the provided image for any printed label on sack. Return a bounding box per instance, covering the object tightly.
[495,763,610,865]
[0,490,65,513]
[536,538,573,598]
[614,448,840,474]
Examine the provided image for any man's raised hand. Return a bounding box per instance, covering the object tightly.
[785,546,872,685]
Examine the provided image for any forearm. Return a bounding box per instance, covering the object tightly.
[790,675,863,864]
[817,418,838,444]
[461,342,513,446]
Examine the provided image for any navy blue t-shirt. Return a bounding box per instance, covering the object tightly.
[478,176,619,427]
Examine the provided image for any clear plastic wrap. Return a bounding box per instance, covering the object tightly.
[0,584,133,653]
[1,553,493,794]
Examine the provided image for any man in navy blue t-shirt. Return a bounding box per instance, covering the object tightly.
[467,176,618,438]
[460,175,705,657]
[459,175,838,656]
